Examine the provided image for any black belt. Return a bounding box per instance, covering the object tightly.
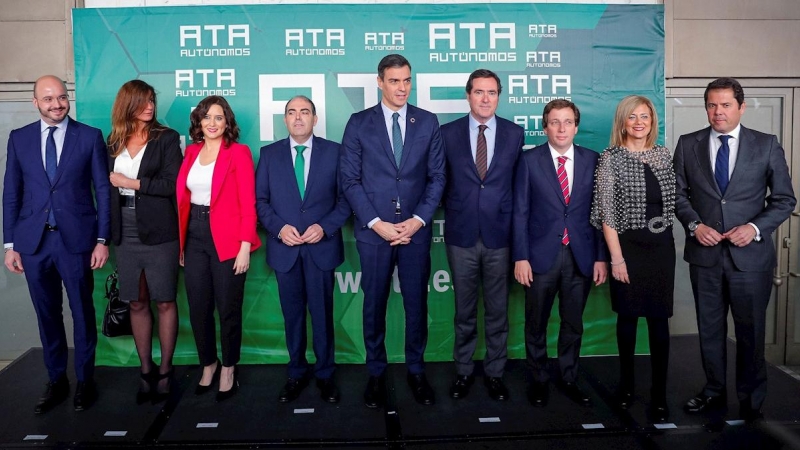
[121,195,136,209]
[45,223,58,231]
[190,204,211,220]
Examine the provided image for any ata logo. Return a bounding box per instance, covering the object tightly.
[526,51,561,68]
[179,24,250,57]
[428,23,516,63]
[285,29,345,56]
[174,69,236,97]
[364,32,405,51]
[528,24,557,38]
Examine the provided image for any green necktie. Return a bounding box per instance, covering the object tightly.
[294,145,306,199]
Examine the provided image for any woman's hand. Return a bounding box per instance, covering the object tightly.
[611,259,630,284]
[233,242,251,275]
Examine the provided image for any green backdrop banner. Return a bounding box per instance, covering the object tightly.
[72,3,664,366]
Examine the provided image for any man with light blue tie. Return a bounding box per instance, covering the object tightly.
[340,54,446,408]
[3,75,110,414]
[256,95,351,404]
[674,77,796,422]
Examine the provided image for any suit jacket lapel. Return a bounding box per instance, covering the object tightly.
[211,144,233,206]
[371,105,397,169]
[572,147,588,201]
[399,106,417,171]
[304,137,324,203]
[727,126,755,191]
[691,128,721,196]
[53,118,77,186]
[538,147,565,205]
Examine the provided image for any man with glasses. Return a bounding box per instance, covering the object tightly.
[513,99,607,407]
[440,69,524,401]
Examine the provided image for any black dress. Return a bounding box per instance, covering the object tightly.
[610,165,675,318]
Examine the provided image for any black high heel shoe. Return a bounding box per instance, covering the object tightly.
[136,362,157,405]
[195,359,221,395]
[215,366,239,403]
[151,366,174,404]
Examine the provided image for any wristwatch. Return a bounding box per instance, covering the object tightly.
[688,221,701,237]
[97,238,108,246]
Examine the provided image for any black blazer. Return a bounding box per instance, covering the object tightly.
[108,128,183,246]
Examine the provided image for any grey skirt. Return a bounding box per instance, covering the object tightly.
[116,207,179,302]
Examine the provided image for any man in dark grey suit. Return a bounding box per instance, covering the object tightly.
[674,77,795,422]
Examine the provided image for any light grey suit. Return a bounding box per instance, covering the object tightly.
[674,124,795,411]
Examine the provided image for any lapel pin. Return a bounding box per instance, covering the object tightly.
[409,117,415,123]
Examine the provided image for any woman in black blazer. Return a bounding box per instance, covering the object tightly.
[108,80,183,404]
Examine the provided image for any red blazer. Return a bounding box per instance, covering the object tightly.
[176,141,261,261]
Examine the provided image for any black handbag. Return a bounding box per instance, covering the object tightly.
[102,269,132,337]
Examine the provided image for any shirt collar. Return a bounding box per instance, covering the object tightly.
[710,124,741,142]
[468,113,496,131]
[381,102,408,120]
[289,135,313,151]
[548,143,575,161]
[40,116,69,134]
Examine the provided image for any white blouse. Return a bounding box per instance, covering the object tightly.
[113,144,147,196]
[186,156,215,206]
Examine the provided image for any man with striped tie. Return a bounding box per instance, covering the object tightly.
[513,99,608,408]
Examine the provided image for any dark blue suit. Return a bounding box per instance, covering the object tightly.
[513,143,606,383]
[440,114,523,378]
[256,136,351,380]
[3,117,110,382]
[340,103,446,376]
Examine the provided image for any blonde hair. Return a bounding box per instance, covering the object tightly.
[609,95,659,149]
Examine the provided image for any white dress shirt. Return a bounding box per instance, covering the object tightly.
[548,144,575,194]
[289,136,313,186]
[469,114,497,168]
[40,117,68,168]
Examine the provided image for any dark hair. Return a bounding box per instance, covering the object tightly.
[378,54,411,79]
[189,96,240,145]
[465,69,502,95]
[284,95,316,116]
[542,99,580,127]
[704,77,745,107]
[108,80,164,156]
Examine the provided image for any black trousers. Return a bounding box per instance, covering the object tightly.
[616,315,670,402]
[183,205,247,367]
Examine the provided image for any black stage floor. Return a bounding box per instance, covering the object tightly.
[2,335,800,449]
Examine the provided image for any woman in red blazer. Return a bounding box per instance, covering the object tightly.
[176,95,261,402]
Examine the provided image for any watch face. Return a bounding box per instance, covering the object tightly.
[688,222,699,231]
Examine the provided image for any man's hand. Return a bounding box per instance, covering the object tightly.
[593,261,608,286]
[694,223,724,247]
[280,224,304,246]
[301,224,324,244]
[392,218,423,244]
[4,250,24,274]
[90,243,109,270]
[372,221,401,243]
[514,260,534,287]
[723,225,757,247]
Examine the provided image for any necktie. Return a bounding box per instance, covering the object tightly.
[294,145,306,199]
[715,135,731,194]
[46,126,58,226]
[476,125,488,179]
[557,156,570,245]
[392,112,403,166]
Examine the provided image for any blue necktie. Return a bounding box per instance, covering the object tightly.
[715,135,731,194]
[392,112,403,166]
[45,126,58,226]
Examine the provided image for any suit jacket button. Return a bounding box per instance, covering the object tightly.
[721,199,726,204]
[301,209,305,213]
[396,177,401,181]
[480,185,485,189]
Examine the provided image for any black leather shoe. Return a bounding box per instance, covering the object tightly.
[195,359,221,395]
[449,375,474,399]
[407,372,435,405]
[616,389,634,410]
[527,381,549,407]
[559,381,591,407]
[485,377,509,401]
[34,376,69,414]
[215,366,239,403]
[364,375,385,408]
[683,393,726,413]
[650,401,670,422]
[136,369,156,405]
[278,377,309,403]
[74,380,97,412]
[317,378,341,403]
[740,402,764,424]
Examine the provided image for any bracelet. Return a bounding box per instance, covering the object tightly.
[610,259,625,266]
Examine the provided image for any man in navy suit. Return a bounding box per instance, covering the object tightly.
[675,78,795,422]
[256,96,351,404]
[513,99,607,407]
[3,75,110,413]
[340,54,446,407]
[440,69,523,401]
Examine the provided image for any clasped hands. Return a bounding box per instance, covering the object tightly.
[280,223,324,246]
[372,219,421,246]
[694,223,756,248]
